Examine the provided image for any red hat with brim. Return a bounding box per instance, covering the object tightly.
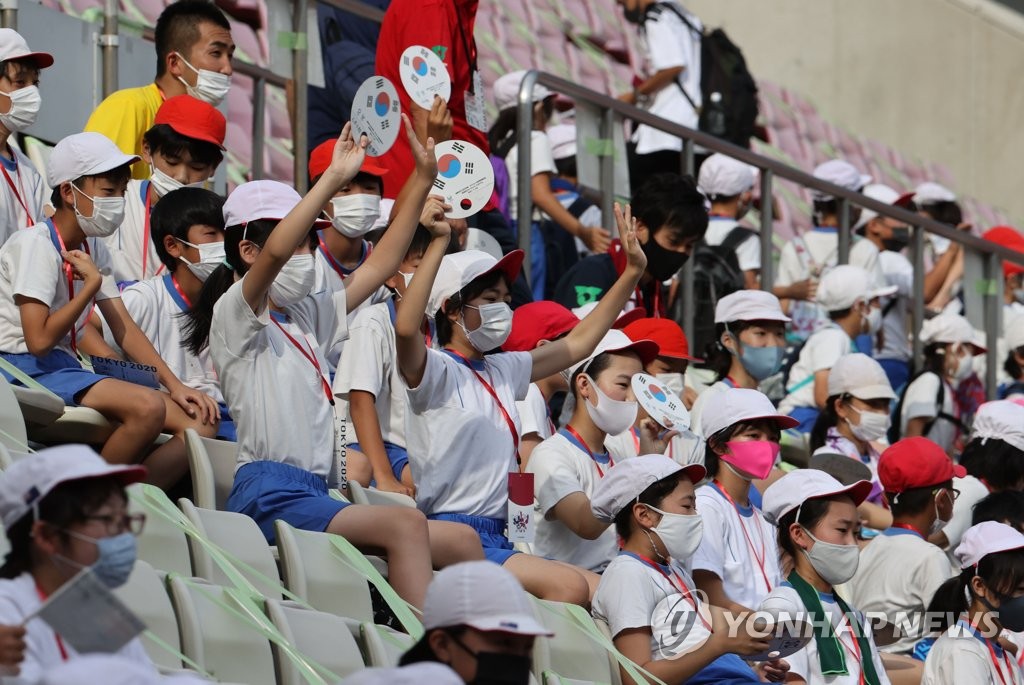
[983,226,1024,278]
[502,301,578,352]
[154,95,227,149]
[623,317,700,362]
[878,436,966,494]
[308,138,390,181]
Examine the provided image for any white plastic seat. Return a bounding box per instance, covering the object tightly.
[184,428,239,510]
[0,375,30,452]
[530,598,620,685]
[347,481,416,508]
[178,499,282,599]
[9,384,64,429]
[360,622,415,668]
[113,561,182,671]
[127,484,193,577]
[265,599,366,684]
[274,520,376,623]
[28,406,115,446]
[168,576,276,685]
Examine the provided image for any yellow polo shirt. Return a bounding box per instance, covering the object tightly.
[84,82,164,180]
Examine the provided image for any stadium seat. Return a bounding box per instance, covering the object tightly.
[0,375,29,452]
[128,484,194,576]
[168,576,276,685]
[265,599,367,684]
[178,499,283,599]
[530,598,621,685]
[183,428,238,510]
[347,481,417,508]
[113,561,184,672]
[359,622,416,668]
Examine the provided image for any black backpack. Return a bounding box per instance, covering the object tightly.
[681,226,755,358]
[889,370,966,443]
[654,3,760,148]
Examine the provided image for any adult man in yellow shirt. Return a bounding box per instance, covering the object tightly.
[85,0,234,180]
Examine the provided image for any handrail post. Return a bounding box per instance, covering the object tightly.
[911,224,926,374]
[516,70,540,286]
[0,0,16,29]
[291,0,309,193]
[985,251,1002,400]
[837,198,850,265]
[252,78,266,180]
[599,108,615,233]
[759,168,774,291]
[682,139,695,177]
[100,0,118,98]
[678,139,695,340]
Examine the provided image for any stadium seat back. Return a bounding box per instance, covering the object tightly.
[128,484,193,577]
[113,561,182,671]
[265,599,367,685]
[184,429,238,510]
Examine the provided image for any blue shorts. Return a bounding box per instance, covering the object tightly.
[226,461,349,544]
[216,403,236,441]
[787,406,820,434]
[1,349,107,405]
[428,512,519,565]
[350,441,410,483]
[878,358,910,395]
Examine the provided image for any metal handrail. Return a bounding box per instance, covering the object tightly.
[515,69,1022,398]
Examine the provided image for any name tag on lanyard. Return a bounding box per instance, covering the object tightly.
[507,472,535,543]
[465,70,488,132]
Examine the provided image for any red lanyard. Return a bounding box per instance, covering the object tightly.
[1,154,34,227]
[35,583,68,660]
[712,479,772,592]
[272,319,334,405]
[564,424,613,477]
[317,235,370,282]
[724,376,739,388]
[170,274,192,308]
[633,284,662,318]
[628,552,712,631]
[138,182,164,279]
[969,621,1016,685]
[890,523,926,538]
[836,612,865,685]
[49,223,92,355]
[630,427,640,455]
[446,349,520,461]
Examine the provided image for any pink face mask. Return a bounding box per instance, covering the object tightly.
[721,440,781,481]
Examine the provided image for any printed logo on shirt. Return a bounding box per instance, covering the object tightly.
[574,285,604,305]
[431,45,448,61]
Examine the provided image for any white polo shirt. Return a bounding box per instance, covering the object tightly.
[876,250,914,362]
[0,144,48,242]
[517,383,554,442]
[942,474,991,564]
[704,217,760,272]
[923,622,1024,684]
[899,372,958,454]
[778,325,854,415]
[526,431,617,572]
[101,179,163,284]
[506,131,557,223]
[404,348,532,520]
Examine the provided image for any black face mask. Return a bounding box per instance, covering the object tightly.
[981,591,1024,632]
[642,234,690,282]
[468,651,533,685]
[882,227,911,253]
[623,6,644,23]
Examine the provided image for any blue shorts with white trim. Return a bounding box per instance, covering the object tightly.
[428,512,519,565]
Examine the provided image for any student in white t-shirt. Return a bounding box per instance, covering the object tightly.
[183,121,484,609]
[760,470,892,685]
[1003,317,1024,401]
[922,522,1024,684]
[0,29,53,240]
[501,300,580,467]
[0,445,156,683]
[779,265,895,433]
[697,153,761,288]
[102,95,225,285]
[590,456,783,684]
[692,388,796,613]
[0,132,219,489]
[395,202,647,603]
[526,330,658,572]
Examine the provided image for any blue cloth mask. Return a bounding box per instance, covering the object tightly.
[739,344,785,381]
[58,531,137,589]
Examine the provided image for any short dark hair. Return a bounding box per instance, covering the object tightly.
[154,0,231,78]
[704,321,751,380]
[812,198,838,223]
[151,187,225,272]
[50,165,134,210]
[919,200,963,227]
[554,156,577,179]
[630,173,708,244]
[569,352,616,400]
[434,270,509,347]
[613,471,686,540]
[827,306,853,321]
[1005,346,1024,381]
[0,59,40,83]
[887,482,950,518]
[143,123,224,170]
[973,490,1024,529]
[776,496,833,560]
[959,437,1024,492]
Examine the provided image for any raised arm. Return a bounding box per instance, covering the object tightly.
[529,203,646,381]
[344,115,437,310]
[242,123,368,311]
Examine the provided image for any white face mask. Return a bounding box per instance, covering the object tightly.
[330,194,381,238]
[174,52,231,106]
[950,347,974,384]
[655,372,685,398]
[800,527,860,586]
[0,85,41,132]
[270,253,315,306]
[149,166,183,198]
[459,302,513,351]
[646,505,703,561]
[71,184,125,238]
[398,270,414,288]
[929,489,952,536]
[846,404,890,443]
[583,375,638,436]
[866,306,882,335]
[177,239,225,282]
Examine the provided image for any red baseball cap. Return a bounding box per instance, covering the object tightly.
[502,301,578,352]
[983,226,1024,277]
[153,95,226,149]
[308,138,390,181]
[878,437,966,494]
[623,317,699,362]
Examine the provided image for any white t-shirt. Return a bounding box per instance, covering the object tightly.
[923,622,1024,685]
[404,349,532,520]
[0,572,156,684]
[847,529,955,654]
[899,372,959,454]
[704,217,760,272]
[209,277,348,478]
[525,432,617,571]
[517,383,554,441]
[876,250,914,362]
[604,428,639,460]
[121,275,222,403]
[506,131,557,223]
[778,326,854,414]
[333,300,407,448]
[0,144,48,242]
[0,223,119,356]
[760,584,892,685]
[692,483,781,609]
[634,2,701,154]
[942,474,990,564]
[101,179,164,284]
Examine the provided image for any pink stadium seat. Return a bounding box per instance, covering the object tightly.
[225,122,252,169]
[228,17,266,66]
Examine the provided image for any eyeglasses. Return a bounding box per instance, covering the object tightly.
[84,512,147,536]
[933,488,961,502]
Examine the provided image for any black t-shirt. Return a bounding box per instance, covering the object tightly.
[553,254,619,310]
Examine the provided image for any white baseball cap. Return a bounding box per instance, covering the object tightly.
[422,561,552,635]
[1006,315,1024,351]
[955,521,1024,570]
[493,70,553,111]
[714,289,790,324]
[761,469,873,526]
[698,153,755,198]
[564,329,660,379]
[590,455,706,523]
[339,664,463,685]
[919,312,987,352]
[0,28,54,69]
[854,183,912,231]
[811,160,872,201]
[223,180,330,229]
[46,132,140,188]
[971,400,1024,453]
[547,123,577,161]
[0,445,146,531]
[427,249,524,316]
[815,264,897,312]
[699,387,798,439]
[914,181,957,205]
[39,654,211,684]
[826,353,896,400]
